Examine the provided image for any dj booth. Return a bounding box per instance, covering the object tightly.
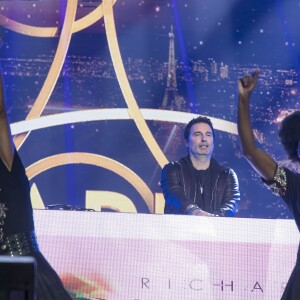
[14,211,300,299]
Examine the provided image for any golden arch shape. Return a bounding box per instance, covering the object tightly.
[26,152,154,213]
[3,0,168,169]
[0,1,117,37]
[12,0,79,149]
[1,0,115,147]
[103,0,168,168]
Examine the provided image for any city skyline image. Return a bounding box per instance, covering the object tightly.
[0,0,299,218]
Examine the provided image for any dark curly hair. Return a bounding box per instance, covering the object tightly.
[184,116,215,142]
[278,111,300,161]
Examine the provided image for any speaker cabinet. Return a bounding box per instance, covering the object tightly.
[0,256,36,300]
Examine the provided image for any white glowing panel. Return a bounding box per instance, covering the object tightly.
[34,211,298,300]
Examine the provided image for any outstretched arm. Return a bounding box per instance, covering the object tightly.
[0,67,14,170]
[237,71,276,181]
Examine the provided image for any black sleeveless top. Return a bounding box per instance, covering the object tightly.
[0,151,34,238]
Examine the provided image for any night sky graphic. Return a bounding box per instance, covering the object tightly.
[0,0,300,218]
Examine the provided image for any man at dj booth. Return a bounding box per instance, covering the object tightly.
[161,116,240,217]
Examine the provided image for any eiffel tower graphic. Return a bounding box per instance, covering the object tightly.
[150,26,189,186]
[161,26,184,111]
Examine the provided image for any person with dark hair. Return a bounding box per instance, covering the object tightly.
[278,111,300,162]
[161,116,240,216]
[238,70,300,299]
[0,59,72,298]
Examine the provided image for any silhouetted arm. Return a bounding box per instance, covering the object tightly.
[237,71,276,181]
[0,67,14,170]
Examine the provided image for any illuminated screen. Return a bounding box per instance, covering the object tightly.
[1,2,300,298]
[34,210,298,299]
[0,1,300,218]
